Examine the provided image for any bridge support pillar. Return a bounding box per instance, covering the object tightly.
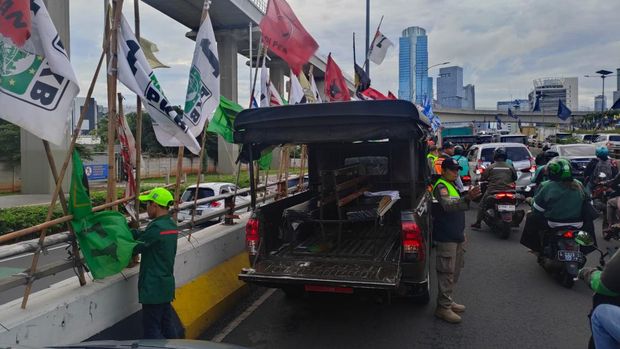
[269,62,287,100]
[20,0,71,194]
[216,30,240,174]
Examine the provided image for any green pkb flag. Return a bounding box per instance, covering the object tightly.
[69,151,137,279]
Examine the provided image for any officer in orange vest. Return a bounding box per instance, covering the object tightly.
[434,141,456,175]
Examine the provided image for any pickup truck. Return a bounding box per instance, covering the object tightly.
[234,100,432,302]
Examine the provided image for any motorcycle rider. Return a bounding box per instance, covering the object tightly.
[584,146,617,192]
[598,169,620,235]
[471,147,517,229]
[520,158,591,253]
[452,145,470,180]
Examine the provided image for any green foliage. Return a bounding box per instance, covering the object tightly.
[0,205,65,239]
[0,119,21,166]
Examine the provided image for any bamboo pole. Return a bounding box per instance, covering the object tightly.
[42,141,87,286]
[173,146,184,219]
[106,0,124,207]
[133,0,143,226]
[19,49,106,308]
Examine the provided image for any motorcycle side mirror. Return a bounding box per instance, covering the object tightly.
[525,185,532,192]
[599,172,608,179]
[575,231,594,247]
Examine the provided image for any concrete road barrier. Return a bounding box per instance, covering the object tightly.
[0,213,250,346]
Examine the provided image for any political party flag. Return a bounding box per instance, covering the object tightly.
[422,95,440,131]
[532,94,541,112]
[557,99,572,121]
[182,6,219,138]
[354,63,370,93]
[368,31,393,65]
[508,108,518,120]
[117,112,137,217]
[259,0,318,75]
[258,149,273,170]
[360,87,389,100]
[269,83,284,106]
[611,97,620,110]
[0,0,30,47]
[387,91,397,100]
[309,71,322,103]
[289,71,306,104]
[116,13,201,154]
[68,150,137,280]
[324,54,350,102]
[297,70,316,103]
[207,96,243,143]
[139,37,170,69]
[0,0,80,145]
[495,114,502,129]
[68,150,92,221]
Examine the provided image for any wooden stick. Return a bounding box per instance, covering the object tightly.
[133,0,142,226]
[106,0,124,207]
[173,146,184,219]
[42,141,87,287]
[20,49,106,309]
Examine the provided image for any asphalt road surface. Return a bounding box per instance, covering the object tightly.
[203,205,617,349]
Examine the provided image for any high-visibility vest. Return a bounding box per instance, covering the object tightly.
[434,157,445,175]
[432,178,460,198]
[427,153,438,162]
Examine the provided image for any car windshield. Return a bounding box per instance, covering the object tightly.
[610,135,620,141]
[559,146,595,157]
[181,187,215,202]
[583,134,598,142]
[481,147,530,162]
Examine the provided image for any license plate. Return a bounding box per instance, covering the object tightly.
[497,205,516,211]
[557,250,583,262]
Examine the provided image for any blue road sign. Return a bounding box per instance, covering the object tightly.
[84,164,108,180]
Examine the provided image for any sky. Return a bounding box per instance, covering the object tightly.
[68,0,620,111]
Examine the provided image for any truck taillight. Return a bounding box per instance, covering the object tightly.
[402,221,424,262]
[245,218,259,255]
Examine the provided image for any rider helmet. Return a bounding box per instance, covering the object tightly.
[547,158,573,181]
[596,146,609,159]
[454,145,464,156]
[493,147,508,162]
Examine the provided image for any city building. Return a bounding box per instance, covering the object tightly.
[462,84,475,110]
[437,66,463,108]
[398,26,431,104]
[72,97,98,136]
[613,68,620,107]
[497,99,529,111]
[595,95,607,112]
[528,77,578,112]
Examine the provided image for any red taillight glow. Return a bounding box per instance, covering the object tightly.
[494,193,515,200]
[402,221,425,261]
[246,218,259,254]
[209,201,221,208]
[463,175,471,182]
[563,231,574,239]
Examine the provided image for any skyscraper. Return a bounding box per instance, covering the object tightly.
[462,84,476,110]
[398,26,431,104]
[613,68,620,107]
[595,95,607,112]
[528,77,579,112]
[437,66,463,108]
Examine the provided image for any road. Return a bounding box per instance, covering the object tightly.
[202,206,614,349]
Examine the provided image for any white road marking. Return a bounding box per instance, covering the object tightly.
[212,288,277,343]
[0,244,68,263]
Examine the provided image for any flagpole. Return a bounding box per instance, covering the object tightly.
[190,0,213,231]
[106,0,124,208]
[249,42,266,108]
[249,21,253,99]
[364,0,370,75]
[133,0,143,225]
[353,32,357,66]
[20,50,107,309]
[364,14,384,73]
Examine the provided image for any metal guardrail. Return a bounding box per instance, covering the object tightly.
[0,176,305,293]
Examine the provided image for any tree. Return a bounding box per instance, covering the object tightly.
[0,120,20,166]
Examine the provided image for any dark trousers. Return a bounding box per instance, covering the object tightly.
[142,303,179,339]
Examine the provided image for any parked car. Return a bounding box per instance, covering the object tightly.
[576,134,599,144]
[467,142,535,191]
[543,144,596,182]
[594,133,620,152]
[177,182,249,224]
[477,134,494,144]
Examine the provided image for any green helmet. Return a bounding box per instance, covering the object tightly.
[547,158,572,181]
[138,187,174,207]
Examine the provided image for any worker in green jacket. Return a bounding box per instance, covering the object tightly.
[134,187,179,339]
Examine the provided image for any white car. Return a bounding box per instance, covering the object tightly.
[177,182,249,224]
[466,142,535,190]
[594,134,620,150]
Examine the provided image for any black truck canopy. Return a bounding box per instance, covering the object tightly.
[233,100,429,146]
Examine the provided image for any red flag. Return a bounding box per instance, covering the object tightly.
[0,0,31,47]
[361,87,389,101]
[387,91,397,100]
[259,0,318,75]
[324,54,351,102]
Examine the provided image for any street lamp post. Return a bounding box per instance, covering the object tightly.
[585,70,617,112]
[425,61,450,103]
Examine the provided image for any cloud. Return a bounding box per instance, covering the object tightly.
[66,0,620,111]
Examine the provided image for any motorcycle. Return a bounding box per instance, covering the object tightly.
[536,224,588,288]
[478,181,526,239]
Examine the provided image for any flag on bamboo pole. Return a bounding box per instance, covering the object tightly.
[360,87,389,100]
[116,13,201,154]
[139,37,170,69]
[0,0,80,145]
[259,63,270,107]
[289,71,306,104]
[259,0,318,75]
[182,7,219,138]
[117,112,137,217]
[0,0,31,48]
[324,54,350,102]
[68,150,137,280]
[368,31,393,65]
[297,70,316,103]
[309,71,322,103]
[269,83,285,106]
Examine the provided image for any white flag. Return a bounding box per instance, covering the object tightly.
[289,71,306,105]
[0,0,80,145]
[182,9,219,136]
[309,72,322,103]
[368,31,393,65]
[116,14,201,154]
[259,63,270,107]
[269,83,284,106]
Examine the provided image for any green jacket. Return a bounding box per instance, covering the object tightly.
[133,214,178,304]
[532,180,587,222]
